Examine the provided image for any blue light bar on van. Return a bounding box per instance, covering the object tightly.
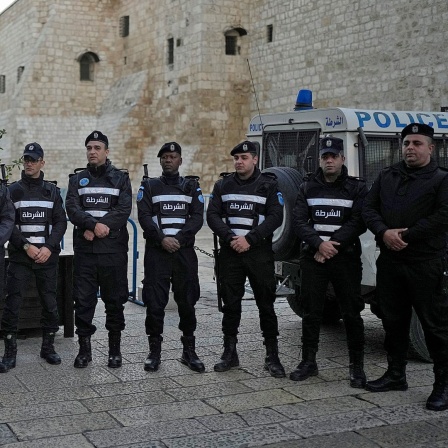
[294,89,313,111]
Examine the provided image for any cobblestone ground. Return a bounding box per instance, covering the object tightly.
[0,226,447,447]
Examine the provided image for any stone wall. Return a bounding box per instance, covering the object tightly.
[1,0,447,194]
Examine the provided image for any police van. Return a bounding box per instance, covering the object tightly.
[246,90,448,362]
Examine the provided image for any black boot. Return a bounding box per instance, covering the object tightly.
[264,337,286,378]
[214,336,239,372]
[365,356,407,392]
[144,336,162,372]
[180,335,205,373]
[349,350,366,388]
[289,348,318,381]
[426,368,448,411]
[0,361,8,373]
[74,335,92,368]
[108,332,122,368]
[2,333,17,370]
[40,332,61,365]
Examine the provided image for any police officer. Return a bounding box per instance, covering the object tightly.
[206,141,285,378]
[1,143,67,371]
[137,142,205,373]
[65,131,132,369]
[291,136,367,387]
[363,123,448,411]
[0,174,15,373]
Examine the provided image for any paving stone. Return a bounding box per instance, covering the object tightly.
[162,424,300,448]
[0,387,98,407]
[358,420,448,447]
[282,410,385,437]
[91,378,180,396]
[240,374,322,391]
[166,380,253,401]
[15,368,119,391]
[110,399,219,425]
[1,433,95,447]
[273,396,376,419]
[262,430,380,448]
[169,370,255,387]
[9,412,120,441]
[85,418,210,447]
[360,386,432,407]
[238,408,289,426]
[0,375,28,394]
[195,412,249,431]
[204,389,301,413]
[366,402,447,424]
[0,423,17,445]
[0,401,87,423]
[284,379,361,401]
[81,390,175,412]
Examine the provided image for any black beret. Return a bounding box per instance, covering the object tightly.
[401,123,434,139]
[319,136,344,156]
[23,142,44,160]
[85,130,109,148]
[230,141,258,156]
[157,142,181,157]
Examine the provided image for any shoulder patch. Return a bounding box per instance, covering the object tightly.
[79,177,89,187]
[277,191,285,206]
[137,186,144,202]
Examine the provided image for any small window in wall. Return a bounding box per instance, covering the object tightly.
[78,52,100,81]
[119,15,129,37]
[267,24,273,43]
[167,37,174,65]
[0,75,5,93]
[224,27,247,55]
[17,66,24,83]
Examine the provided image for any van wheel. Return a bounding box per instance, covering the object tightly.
[262,167,303,260]
[408,309,432,363]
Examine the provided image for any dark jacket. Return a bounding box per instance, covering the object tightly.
[66,160,132,254]
[293,165,367,255]
[363,159,448,261]
[137,173,204,247]
[8,171,67,265]
[0,184,15,252]
[207,167,283,248]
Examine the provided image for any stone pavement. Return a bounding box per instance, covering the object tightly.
[0,225,447,447]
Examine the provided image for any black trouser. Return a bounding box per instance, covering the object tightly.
[376,254,448,368]
[1,261,59,333]
[300,252,365,352]
[142,246,200,337]
[73,252,128,336]
[218,244,279,339]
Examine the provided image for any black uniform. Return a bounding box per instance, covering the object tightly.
[293,165,367,352]
[137,173,204,337]
[0,185,15,301]
[1,172,67,333]
[363,159,448,367]
[65,160,132,336]
[206,166,283,338]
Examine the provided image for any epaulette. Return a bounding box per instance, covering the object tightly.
[185,175,200,181]
[219,172,232,177]
[115,168,129,175]
[261,171,277,180]
[69,167,85,178]
[45,180,59,187]
[347,175,366,183]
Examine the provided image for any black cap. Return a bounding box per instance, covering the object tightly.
[157,142,181,157]
[319,136,344,156]
[23,142,44,160]
[85,130,109,148]
[401,123,434,139]
[230,140,258,156]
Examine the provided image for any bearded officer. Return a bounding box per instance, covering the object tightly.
[206,140,285,377]
[66,131,132,369]
[137,142,205,373]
